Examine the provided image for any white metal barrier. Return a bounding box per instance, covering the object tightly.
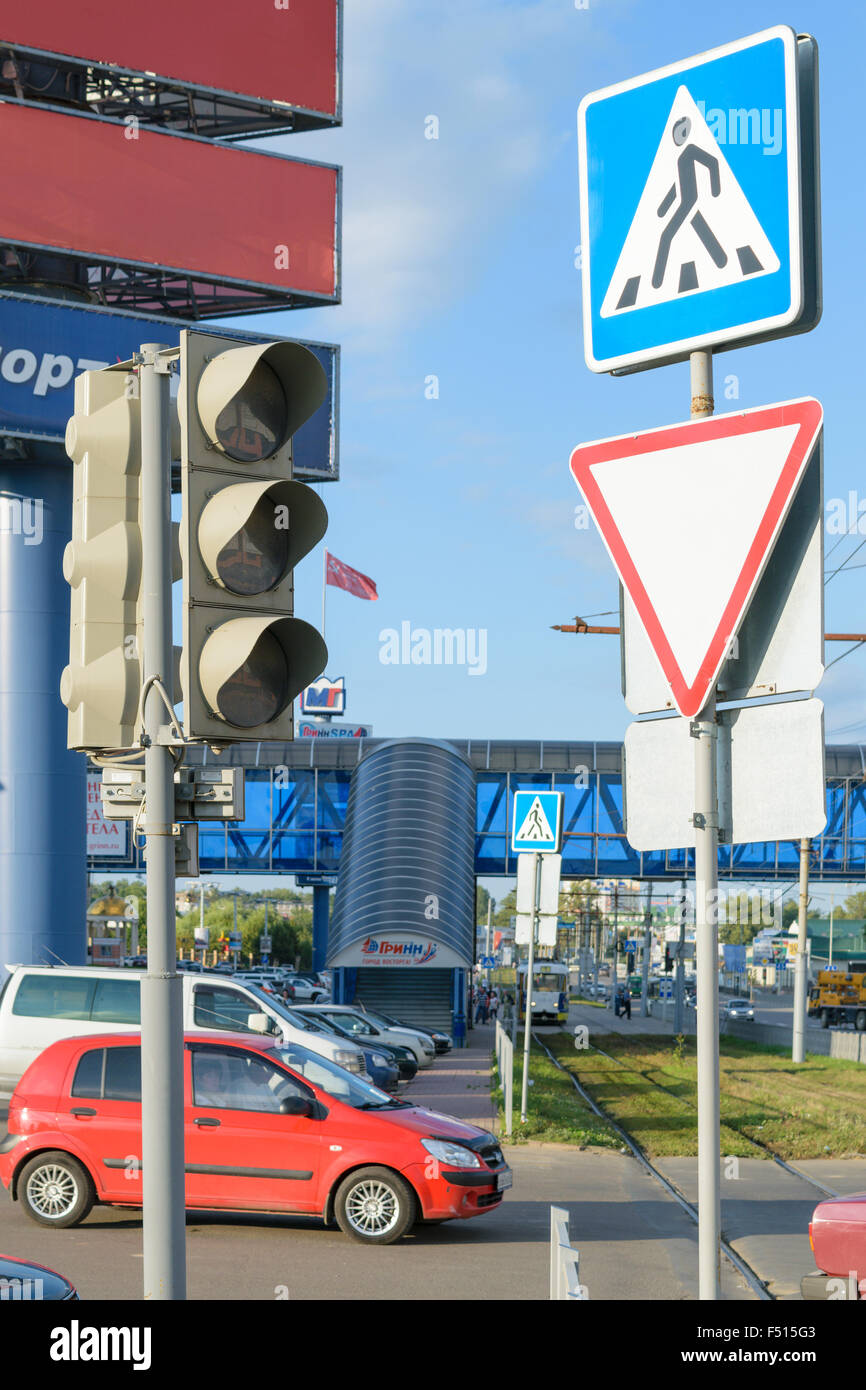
[494,1019,514,1137]
[550,1206,588,1300]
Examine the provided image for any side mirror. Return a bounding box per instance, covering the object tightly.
[247,1012,270,1033]
[280,1096,313,1118]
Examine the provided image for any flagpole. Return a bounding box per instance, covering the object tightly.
[322,548,327,642]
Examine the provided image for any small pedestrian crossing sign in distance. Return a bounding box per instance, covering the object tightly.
[512,791,563,854]
[578,25,811,372]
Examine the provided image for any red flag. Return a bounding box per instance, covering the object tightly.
[325,551,378,600]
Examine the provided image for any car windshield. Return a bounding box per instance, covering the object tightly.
[729,1000,751,1007]
[271,1044,409,1110]
[324,1012,375,1036]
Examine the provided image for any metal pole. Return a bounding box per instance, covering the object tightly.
[138,344,186,1301]
[674,879,687,1034]
[520,853,540,1123]
[609,884,619,1013]
[486,899,493,990]
[829,891,834,966]
[641,881,653,1017]
[199,882,204,965]
[690,347,720,1302]
[793,838,810,1064]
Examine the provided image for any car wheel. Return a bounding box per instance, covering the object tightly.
[821,1009,830,1029]
[18,1151,94,1228]
[334,1166,417,1245]
[856,1010,866,1033]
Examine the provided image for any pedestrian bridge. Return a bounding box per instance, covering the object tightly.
[89,738,866,882]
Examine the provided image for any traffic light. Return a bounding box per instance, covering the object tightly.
[665,946,673,973]
[178,331,328,742]
[61,365,142,750]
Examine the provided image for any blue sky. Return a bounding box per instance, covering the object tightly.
[194,2,865,906]
[216,0,866,751]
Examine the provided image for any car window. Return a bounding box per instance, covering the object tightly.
[193,985,263,1033]
[192,1047,311,1113]
[71,1048,105,1098]
[71,1046,141,1101]
[12,974,96,1020]
[91,978,141,1024]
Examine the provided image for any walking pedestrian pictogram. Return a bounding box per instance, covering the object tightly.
[601,87,779,319]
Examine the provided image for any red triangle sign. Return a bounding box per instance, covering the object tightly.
[569,399,823,718]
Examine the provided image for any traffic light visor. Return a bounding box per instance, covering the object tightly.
[195,342,328,463]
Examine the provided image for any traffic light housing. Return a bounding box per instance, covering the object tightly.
[179,331,328,742]
[61,366,143,750]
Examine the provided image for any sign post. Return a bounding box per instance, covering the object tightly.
[512,791,563,1124]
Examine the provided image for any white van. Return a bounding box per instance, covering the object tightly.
[0,966,367,1097]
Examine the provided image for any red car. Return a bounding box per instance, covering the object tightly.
[0,1032,511,1245]
[802,1195,866,1299]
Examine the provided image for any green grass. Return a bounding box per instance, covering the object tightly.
[492,1042,620,1148]
[543,1031,866,1161]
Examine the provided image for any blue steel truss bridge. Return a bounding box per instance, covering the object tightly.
[87,739,866,883]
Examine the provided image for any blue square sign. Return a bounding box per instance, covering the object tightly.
[578,26,818,372]
[511,791,563,854]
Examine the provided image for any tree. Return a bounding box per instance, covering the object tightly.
[837,891,866,920]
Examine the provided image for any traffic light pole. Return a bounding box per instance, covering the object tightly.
[690,348,721,1303]
[138,344,187,1301]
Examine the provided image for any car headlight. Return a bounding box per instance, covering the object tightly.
[371,1053,390,1068]
[335,1048,363,1073]
[421,1138,482,1169]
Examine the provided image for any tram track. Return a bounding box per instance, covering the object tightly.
[532,1030,839,1300]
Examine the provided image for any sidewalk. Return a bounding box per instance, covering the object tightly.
[402,1024,497,1130]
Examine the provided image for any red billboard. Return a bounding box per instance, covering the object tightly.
[0,102,339,315]
[1,1,340,121]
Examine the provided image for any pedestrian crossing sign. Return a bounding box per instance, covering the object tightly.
[511,791,563,854]
[578,26,819,372]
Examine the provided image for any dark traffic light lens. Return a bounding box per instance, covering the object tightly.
[216,631,289,727]
[217,494,289,596]
[214,362,288,462]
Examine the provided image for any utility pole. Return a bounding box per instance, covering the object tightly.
[673,879,687,1035]
[610,884,619,1012]
[138,344,186,1302]
[792,838,810,1064]
[641,881,653,1017]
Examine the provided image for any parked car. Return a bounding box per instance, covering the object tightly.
[722,998,755,1021]
[361,1009,451,1054]
[0,1252,78,1300]
[0,966,367,1096]
[0,1032,512,1245]
[299,1005,435,1067]
[279,976,329,1004]
[802,1194,866,1299]
[346,1007,441,1059]
[294,1009,418,1082]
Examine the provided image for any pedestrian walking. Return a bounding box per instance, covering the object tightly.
[488,987,499,1022]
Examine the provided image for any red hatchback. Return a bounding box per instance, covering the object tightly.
[0,1032,512,1245]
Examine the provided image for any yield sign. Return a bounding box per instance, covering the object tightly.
[569,399,823,718]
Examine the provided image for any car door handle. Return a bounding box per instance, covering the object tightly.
[70,1107,97,1118]
[193,1116,221,1127]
